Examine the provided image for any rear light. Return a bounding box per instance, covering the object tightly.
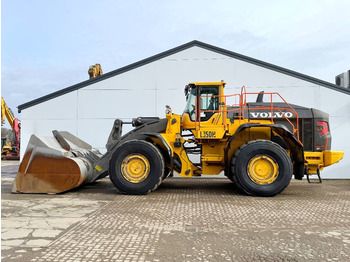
[317,121,329,135]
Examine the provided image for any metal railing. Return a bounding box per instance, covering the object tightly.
[195,86,301,143]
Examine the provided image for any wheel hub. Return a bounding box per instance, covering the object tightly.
[247,155,279,185]
[121,154,150,183]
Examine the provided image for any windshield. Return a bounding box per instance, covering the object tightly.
[184,87,197,121]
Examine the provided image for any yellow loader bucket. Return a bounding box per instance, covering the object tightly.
[12,131,102,194]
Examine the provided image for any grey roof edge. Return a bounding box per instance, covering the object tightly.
[196,41,350,95]
[18,40,350,112]
[17,41,198,112]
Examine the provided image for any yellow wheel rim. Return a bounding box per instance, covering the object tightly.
[247,155,279,185]
[121,154,150,183]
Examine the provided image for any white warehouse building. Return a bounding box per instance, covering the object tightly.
[18,41,350,178]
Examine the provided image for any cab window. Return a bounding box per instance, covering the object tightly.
[183,85,219,121]
[200,86,219,121]
[184,87,197,121]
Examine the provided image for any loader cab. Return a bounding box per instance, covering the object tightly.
[183,84,219,121]
[182,82,226,133]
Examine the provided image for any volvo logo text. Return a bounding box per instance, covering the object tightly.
[250,112,294,118]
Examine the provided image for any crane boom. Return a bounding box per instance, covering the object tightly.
[1,97,16,129]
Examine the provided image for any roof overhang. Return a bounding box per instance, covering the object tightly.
[18,40,350,112]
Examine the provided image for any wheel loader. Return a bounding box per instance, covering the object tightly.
[13,82,344,196]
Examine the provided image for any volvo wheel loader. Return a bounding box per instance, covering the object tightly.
[13,82,344,196]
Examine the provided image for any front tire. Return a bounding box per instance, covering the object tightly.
[109,140,164,194]
[231,140,292,197]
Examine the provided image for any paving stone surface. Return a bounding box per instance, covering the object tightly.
[1,161,350,261]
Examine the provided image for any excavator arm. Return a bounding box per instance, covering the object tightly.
[1,97,16,129]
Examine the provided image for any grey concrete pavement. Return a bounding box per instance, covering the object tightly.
[1,160,350,261]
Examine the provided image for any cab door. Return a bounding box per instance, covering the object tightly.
[182,84,226,139]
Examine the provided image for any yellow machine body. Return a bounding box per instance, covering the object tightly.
[1,97,21,160]
[88,64,103,79]
[304,151,344,174]
[158,82,343,179]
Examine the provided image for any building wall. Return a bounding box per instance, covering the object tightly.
[21,46,349,178]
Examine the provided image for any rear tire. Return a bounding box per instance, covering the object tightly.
[109,140,164,194]
[231,140,292,197]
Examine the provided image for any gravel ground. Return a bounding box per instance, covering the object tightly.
[1,160,350,262]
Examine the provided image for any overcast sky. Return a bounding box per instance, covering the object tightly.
[2,0,350,120]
